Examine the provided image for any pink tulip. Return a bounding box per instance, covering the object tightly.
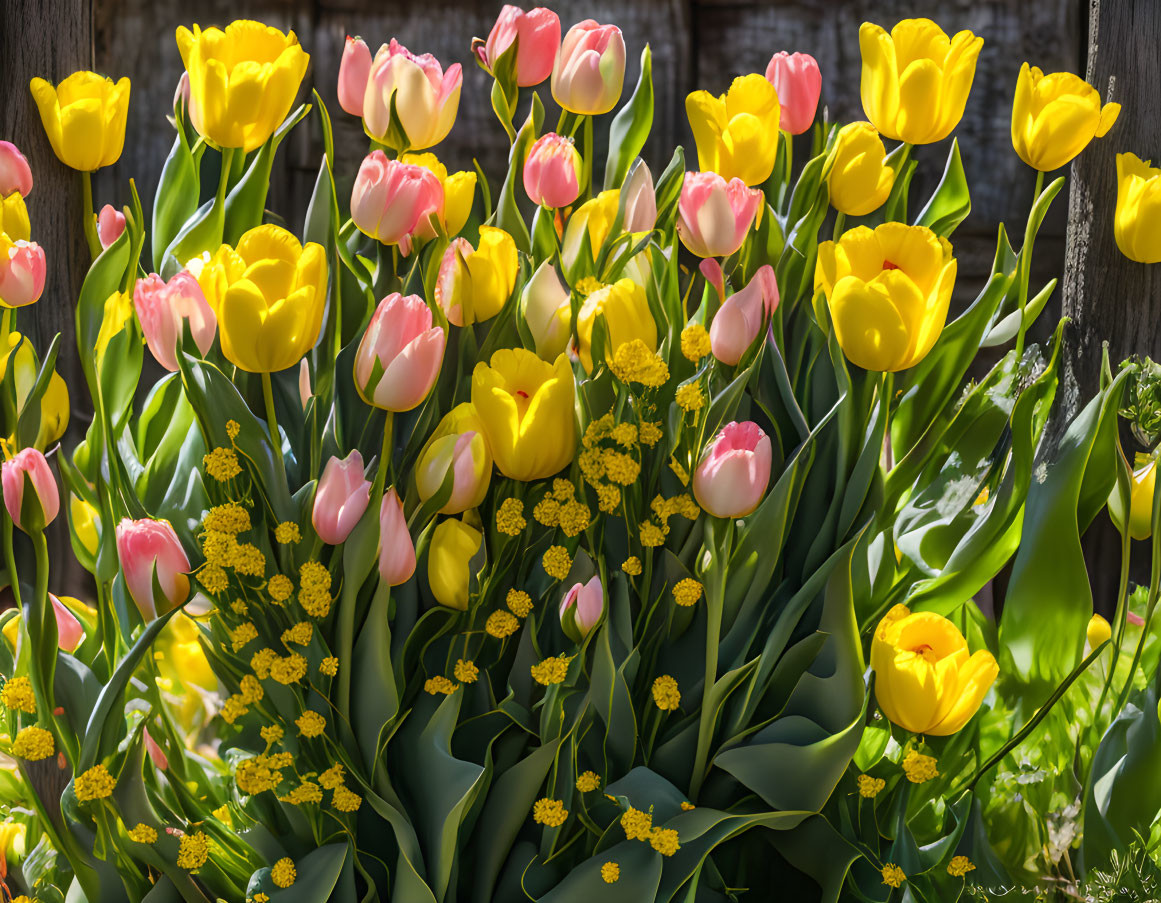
[710,265,779,365]
[560,575,603,640]
[49,595,84,653]
[115,518,191,620]
[700,258,725,302]
[299,358,313,409]
[143,726,169,770]
[622,161,657,233]
[338,36,373,117]
[132,271,217,372]
[479,6,561,87]
[0,142,33,198]
[96,205,126,249]
[0,240,46,308]
[350,152,444,255]
[551,20,626,115]
[523,133,583,208]
[379,488,416,586]
[2,448,59,532]
[173,71,191,111]
[364,39,462,150]
[765,52,822,135]
[313,450,372,545]
[693,421,773,518]
[416,430,491,514]
[354,293,446,412]
[676,171,762,258]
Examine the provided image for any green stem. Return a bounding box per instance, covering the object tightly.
[371,412,396,501]
[832,211,846,241]
[1014,170,1045,358]
[261,372,285,474]
[689,517,731,800]
[581,115,594,198]
[0,309,12,346]
[81,172,101,259]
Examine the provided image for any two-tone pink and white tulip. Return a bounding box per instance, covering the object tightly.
[416,403,493,515]
[379,488,416,585]
[478,6,561,87]
[96,204,126,249]
[115,517,191,620]
[364,39,462,151]
[338,36,373,116]
[551,20,626,115]
[350,152,444,254]
[523,133,583,208]
[693,421,772,518]
[133,271,217,371]
[560,575,603,641]
[312,450,372,544]
[354,292,446,412]
[622,160,658,233]
[676,171,763,259]
[49,595,85,653]
[710,265,779,365]
[2,448,59,532]
[0,240,46,309]
[521,261,572,360]
[0,142,33,198]
[765,52,822,135]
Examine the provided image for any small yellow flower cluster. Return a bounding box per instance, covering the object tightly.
[230,622,258,652]
[506,589,533,618]
[281,622,312,646]
[251,649,277,678]
[622,556,642,576]
[675,382,705,413]
[620,807,653,840]
[580,412,660,513]
[128,823,158,844]
[235,752,292,795]
[672,578,703,607]
[881,863,905,888]
[221,695,250,724]
[531,655,572,686]
[453,659,479,684]
[280,780,323,805]
[203,447,242,482]
[680,801,696,811]
[333,785,362,812]
[857,774,886,798]
[669,456,690,486]
[610,339,669,387]
[12,726,54,760]
[486,610,521,638]
[652,675,681,711]
[74,764,116,801]
[638,520,667,548]
[271,857,296,888]
[299,561,333,618]
[270,653,308,685]
[601,861,620,884]
[947,855,975,878]
[650,827,680,856]
[274,522,301,544]
[320,656,339,677]
[652,493,700,524]
[602,450,640,486]
[267,574,294,604]
[576,771,601,792]
[226,419,240,439]
[543,545,572,580]
[680,323,711,362]
[231,599,249,615]
[1,676,36,713]
[296,710,326,738]
[495,498,527,536]
[320,763,345,789]
[177,831,209,871]
[610,423,637,446]
[203,502,251,534]
[260,725,284,746]
[424,676,459,695]
[902,750,939,784]
[532,798,568,827]
[213,805,232,826]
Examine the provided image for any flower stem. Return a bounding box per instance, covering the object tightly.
[261,372,285,473]
[81,172,101,259]
[1014,169,1045,358]
[689,517,732,800]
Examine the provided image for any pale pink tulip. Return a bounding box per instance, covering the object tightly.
[313,451,372,545]
[0,241,46,308]
[551,20,626,115]
[699,258,725,302]
[0,142,33,198]
[765,52,822,135]
[115,518,191,620]
[523,133,582,208]
[710,265,779,365]
[622,161,657,233]
[693,421,772,518]
[299,358,313,409]
[350,152,444,254]
[2,448,59,531]
[363,39,462,150]
[133,271,217,372]
[49,595,84,653]
[676,171,762,258]
[354,293,446,412]
[379,488,416,585]
[96,204,126,249]
[143,726,169,770]
[173,71,191,111]
[338,36,373,117]
[560,575,603,639]
[416,431,491,514]
[479,6,561,87]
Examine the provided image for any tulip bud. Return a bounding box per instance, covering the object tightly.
[354,293,446,411]
[434,227,519,326]
[1114,153,1161,264]
[338,36,373,117]
[1012,64,1119,173]
[173,71,191,111]
[96,204,126,249]
[622,161,657,233]
[693,421,772,518]
[0,239,46,310]
[69,494,100,560]
[299,358,313,410]
[560,575,602,641]
[350,152,444,254]
[524,133,583,208]
[417,431,490,514]
[480,6,561,87]
[428,517,482,609]
[2,448,59,532]
[363,39,462,151]
[1087,613,1112,651]
[826,122,895,217]
[676,172,762,259]
[143,726,169,770]
[0,142,33,198]
[576,278,657,374]
[132,271,217,372]
[402,153,478,240]
[115,518,191,620]
[552,20,626,115]
[379,488,416,586]
[710,265,778,366]
[47,595,85,653]
[1109,453,1157,540]
[0,332,68,452]
[521,261,573,360]
[29,72,130,171]
[313,451,372,545]
[764,52,821,135]
[562,189,619,276]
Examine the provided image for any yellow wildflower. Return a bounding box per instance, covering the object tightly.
[610,339,669,387]
[12,726,53,761]
[622,557,642,576]
[203,447,242,482]
[486,610,521,638]
[319,763,345,789]
[531,656,572,685]
[947,856,975,878]
[235,754,288,795]
[652,675,681,711]
[231,599,249,615]
[270,654,308,685]
[496,498,527,536]
[280,780,323,805]
[680,323,711,361]
[576,771,601,792]
[128,823,158,844]
[220,695,249,724]
[296,710,326,738]
[675,383,705,412]
[281,622,313,646]
[621,807,653,840]
[672,578,703,607]
[203,502,250,534]
[274,522,301,544]
[601,861,620,884]
[332,786,362,812]
[534,498,561,527]
[231,543,265,577]
[857,774,886,799]
[680,801,696,811]
[610,423,638,447]
[1,676,36,713]
[320,656,339,677]
[596,483,621,513]
[74,765,115,801]
[453,659,479,684]
[226,419,240,439]
[200,563,229,595]
[559,500,591,537]
[239,674,263,704]
[177,831,209,871]
[881,864,905,888]
[902,750,939,784]
[579,447,605,483]
[543,545,572,580]
[639,520,667,547]
[552,478,576,501]
[260,725,284,746]
[507,589,533,618]
[649,827,680,856]
[532,798,568,827]
[424,676,459,695]
[639,421,662,446]
[251,648,276,679]
[271,857,296,888]
[602,450,640,486]
[230,622,258,652]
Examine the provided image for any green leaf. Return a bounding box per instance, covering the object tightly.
[491,94,543,254]
[250,843,348,902]
[603,46,654,191]
[352,583,399,773]
[224,103,312,244]
[914,139,970,237]
[152,127,200,272]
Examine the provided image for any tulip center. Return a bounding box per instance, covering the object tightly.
[911,643,939,662]
[882,259,900,271]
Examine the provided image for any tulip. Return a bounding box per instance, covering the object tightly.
[176,20,309,153]
[2,448,59,533]
[0,332,69,450]
[560,575,602,641]
[479,6,561,87]
[1087,613,1112,651]
[622,161,657,233]
[401,153,477,239]
[1108,453,1156,540]
[676,171,762,259]
[859,18,983,145]
[351,152,444,253]
[1114,153,1161,264]
[132,271,217,372]
[686,74,781,186]
[70,495,101,560]
[521,261,573,360]
[428,517,482,609]
[710,265,779,366]
[552,20,626,115]
[338,36,373,117]
[155,613,217,734]
[2,594,86,653]
[363,39,462,151]
[143,727,169,771]
[0,193,30,242]
[0,238,46,310]
[313,451,372,545]
[815,223,956,372]
[434,227,519,326]
[826,122,895,217]
[299,358,313,409]
[472,348,576,481]
[195,224,327,373]
[562,189,619,274]
[28,71,130,171]
[693,421,772,518]
[765,52,821,135]
[0,142,33,198]
[354,293,446,411]
[115,517,191,620]
[524,133,583,208]
[174,71,191,111]
[416,430,491,514]
[96,204,126,249]
[870,604,998,735]
[379,488,416,586]
[576,278,657,374]
[1011,64,1119,172]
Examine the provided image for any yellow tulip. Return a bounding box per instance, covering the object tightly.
[176,20,309,153]
[686,74,781,186]
[859,18,983,145]
[29,71,130,171]
[471,348,575,481]
[402,152,477,238]
[576,278,657,374]
[815,223,956,372]
[70,494,101,559]
[1086,613,1112,650]
[428,518,482,610]
[0,820,26,868]
[0,193,30,242]
[826,122,895,217]
[435,226,518,326]
[871,604,998,736]
[1109,452,1156,540]
[155,612,216,732]
[196,224,327,373]
[1011,64,1119,172]
[415,403,493,514]
[0,331,69,451]
[1114,153,1161,264]
[562,189,620,274]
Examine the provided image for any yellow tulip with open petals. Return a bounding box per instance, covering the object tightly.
[686,74,781,186]
[815,222,956,372]
[871,604,998,736]
[29,71,130,171]
[1114,153,1161,264]
[859,18,983,145]
[1011,64,1119,172]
